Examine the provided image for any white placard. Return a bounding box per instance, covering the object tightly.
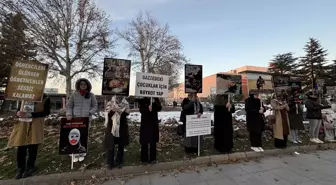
[186,114,211,137]
[133,72,169,98]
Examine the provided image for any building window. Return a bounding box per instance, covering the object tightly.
[210,87,216,94]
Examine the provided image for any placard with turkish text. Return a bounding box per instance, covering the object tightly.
[5,60,48,102]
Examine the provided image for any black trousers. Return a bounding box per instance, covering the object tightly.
[249,132,262,147]
[106,143,124,166]
[141,142,156,163]
[17,144,38,170]
[274,135,288,149]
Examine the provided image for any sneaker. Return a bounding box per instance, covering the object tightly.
[251,147,260,152]
[292,140,298,144]
[297,139,303,143]
[78,156,85,162]
[327,139,336,142]
[73,156,79,163]
[310,138,319,143]
[258,147,264,152]
[316,139,324,144]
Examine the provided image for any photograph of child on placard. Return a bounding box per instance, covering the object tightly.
[216,74,242,95]
[185,64,202,93]
[102,58,131,96]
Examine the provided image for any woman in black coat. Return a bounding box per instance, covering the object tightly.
[245,92,266,152]
[181,93,204,153]
[103,99,130,169]
[213,94,235,153]
[139,97,162,163]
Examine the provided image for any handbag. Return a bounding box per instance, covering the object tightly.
[267,110,276,125]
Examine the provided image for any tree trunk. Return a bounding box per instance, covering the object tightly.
[66,75,72,98]
[0,100,11,114]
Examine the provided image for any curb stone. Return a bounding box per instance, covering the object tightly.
[1,143,336,185]
[210,154,229,163]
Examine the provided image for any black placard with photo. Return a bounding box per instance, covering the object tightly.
[216,74,242,95]
[102,58,131,96]
[185,64,203,93]
[59,117,89,155]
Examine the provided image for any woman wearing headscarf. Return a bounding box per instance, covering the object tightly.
[213,94,235,153]
[287,90,305,144]
[103,96,130,169]
[8,94,50,179]
[305,91,330,143]
[138,97,162,164]
[181,93,204,153]
[66,78,98,162]
[245,91,266,152]
[271,93,290,148]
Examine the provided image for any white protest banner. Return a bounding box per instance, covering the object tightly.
[186,114,211,137]
[134,72,169,98]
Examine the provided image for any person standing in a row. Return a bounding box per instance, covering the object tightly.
[139,97,162,164]
[181,93,204,154]
[305,92,330,144]
[66,78,98,162]
[271,93,290,149]
[213,94,235,153]
[287,93,304,144]
[8,94,51,179]
[245,92,266,152]
[103,96,130,169]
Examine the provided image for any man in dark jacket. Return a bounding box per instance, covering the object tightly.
[245,92,266,152]
[139,97,162,164]
[305,92,330,144]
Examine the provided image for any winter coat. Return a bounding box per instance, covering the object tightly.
[271,99,290,140]
[139,98,162,145]
[103,111,129,150]
[287,102,304,130]
[245,96,266,133]
[8,95,50,147]
[305,98,330,120]
[66,78,98,121]
[181,98,204,134]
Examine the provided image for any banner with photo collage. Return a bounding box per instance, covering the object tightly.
[102,58,131,96]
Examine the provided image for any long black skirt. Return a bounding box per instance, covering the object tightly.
[274,135,288,149]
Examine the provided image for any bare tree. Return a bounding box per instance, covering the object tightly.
[117,11,187,87]
[0,0,116,96]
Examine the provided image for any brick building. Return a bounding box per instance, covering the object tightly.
[168,65,273,101]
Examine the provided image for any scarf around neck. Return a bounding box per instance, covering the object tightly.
[194,100,200,114]
[104,96,130,137]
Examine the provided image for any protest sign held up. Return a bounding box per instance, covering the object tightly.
[59,117,89,155]
[133,72,169,98]
[5,60,48,102]
[102,58,131,96]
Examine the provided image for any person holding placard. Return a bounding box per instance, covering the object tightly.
[138,97,162,164]
[7,94,50,179]
[245,92,266,152]
[103,96,130,169]
[287,91,304,144]
[66,78,98,162]
[181,93,204,153]
[213,94,235,153]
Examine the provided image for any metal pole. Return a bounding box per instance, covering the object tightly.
[71,154,74,169]
[197,135,200,157]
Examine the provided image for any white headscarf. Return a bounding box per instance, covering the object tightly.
[104,96,130,137]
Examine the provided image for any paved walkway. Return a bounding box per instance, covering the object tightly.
[103,150,336,185]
